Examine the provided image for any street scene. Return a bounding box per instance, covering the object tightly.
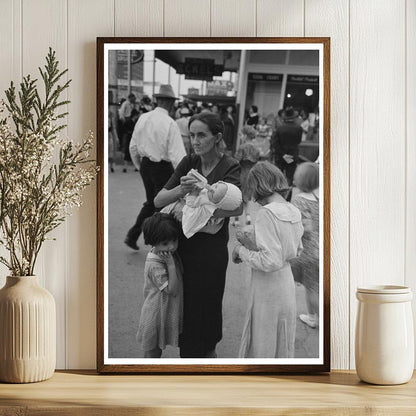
[108,162,319,358]
[106,46,321,360]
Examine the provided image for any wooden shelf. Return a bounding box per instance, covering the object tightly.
[0,370,415,415]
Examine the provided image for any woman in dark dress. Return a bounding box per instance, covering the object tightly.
[154,112,242,358]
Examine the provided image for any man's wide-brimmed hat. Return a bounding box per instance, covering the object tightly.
[282,106,299,120]
[153,84,178,100]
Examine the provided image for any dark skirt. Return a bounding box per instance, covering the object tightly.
[178,227,229,358]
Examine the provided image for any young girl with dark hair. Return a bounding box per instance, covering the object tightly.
[136,213,183,358]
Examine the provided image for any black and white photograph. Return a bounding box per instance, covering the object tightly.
[97,38,330,373]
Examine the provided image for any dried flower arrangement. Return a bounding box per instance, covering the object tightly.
[0,48,97,276]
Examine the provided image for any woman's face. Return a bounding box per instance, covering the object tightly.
[189,120,221,156]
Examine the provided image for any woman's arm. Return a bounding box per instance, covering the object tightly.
[154,176,198,208]
[212,202,244,218]
[154,186,183,208]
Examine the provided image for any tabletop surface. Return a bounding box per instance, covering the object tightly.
[0,370,415,415]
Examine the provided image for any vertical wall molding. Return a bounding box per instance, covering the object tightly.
[211,0,256,37]
[405,0,416,364]
[257,0,304,37]
[164,0,210,37]
[349,0,406,368]
[66,0,114,370]
[21,0,68,369]
[304,0,350,370]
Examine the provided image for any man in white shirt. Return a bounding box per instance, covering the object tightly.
[118,93,136,123]
[125,84,186,250]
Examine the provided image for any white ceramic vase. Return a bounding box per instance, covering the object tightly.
[0,276,56,383]
[355,285,414,385]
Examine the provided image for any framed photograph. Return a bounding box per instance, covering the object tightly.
[97,37,330,373]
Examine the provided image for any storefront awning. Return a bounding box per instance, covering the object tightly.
[182,94,236,105]
[155,50,241,75]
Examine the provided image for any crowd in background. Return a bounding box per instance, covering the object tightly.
[109,93,320,176]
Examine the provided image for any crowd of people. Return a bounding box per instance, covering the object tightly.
[110,84,320,359]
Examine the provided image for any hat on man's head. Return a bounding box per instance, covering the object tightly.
[141,95,151,104]
[153,84,178,100]
[282,106,299,121]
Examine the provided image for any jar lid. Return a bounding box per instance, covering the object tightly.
[357,285,411,294]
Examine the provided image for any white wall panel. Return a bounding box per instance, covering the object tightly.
[211,0,256,37]
[257,0,304,37]
[406,0,416,364]
[164,0,211,37]
[115,0,163,37]
[0,0,21,100]
[349,0,406,368]
[0,0,21,287]
[305,0,350,370]
[22,0,68,369]
[66,0,114,370]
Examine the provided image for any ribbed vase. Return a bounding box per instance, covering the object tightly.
[0,276,56,383]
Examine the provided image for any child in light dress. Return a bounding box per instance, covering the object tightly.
[162,169,242,238]
[232,162,303,358]
[136,213,183,358]
[290,162,320,328]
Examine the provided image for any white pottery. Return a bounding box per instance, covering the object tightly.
[355,285,414,385]
[0,276,56,383]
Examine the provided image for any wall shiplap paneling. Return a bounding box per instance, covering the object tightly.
[406,0,416,364]
[257,0,304,37]
[349,0,406,368]
[0,0,22,286]
[164,0,211,37]
[66,0,114,370]
[304,0,350,370]
[0,0,21,100]
[22,0,68,369]
[115,0,163,37]
[211,0,256,37]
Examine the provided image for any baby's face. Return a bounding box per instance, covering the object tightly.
[207,182,227,204]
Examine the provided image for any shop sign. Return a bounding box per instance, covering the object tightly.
[206,80,234,96]
[116,50,144,64]
[248,73,283,82]
[176,58,224,81]
[288,75,319,83]
[187,88,199,95]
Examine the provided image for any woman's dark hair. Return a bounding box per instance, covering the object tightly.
[142,213,180,246]
[188,112,224,136]
[251,105,258,113]
[246,161,289,202]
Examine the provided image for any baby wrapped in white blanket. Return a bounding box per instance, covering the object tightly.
[162,169,242,238]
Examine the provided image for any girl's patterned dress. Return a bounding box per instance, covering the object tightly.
[136,252,183,352]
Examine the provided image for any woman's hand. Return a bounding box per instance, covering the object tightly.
[232,244,243,264]
[180,175,198,196]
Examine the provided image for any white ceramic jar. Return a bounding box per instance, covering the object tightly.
[355,285,414,385]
